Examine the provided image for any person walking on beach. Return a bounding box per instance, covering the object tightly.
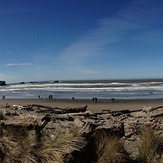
[49,95,53,100]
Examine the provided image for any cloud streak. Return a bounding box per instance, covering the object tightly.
[5,63,32,67]
[58,0,163,67]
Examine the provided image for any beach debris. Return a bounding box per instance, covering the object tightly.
[0,103,163,162]
[74,116,85,127]
[41,114,51,122]
[12,104,27,110]
[142,106,153,112]
[25,104,87,114]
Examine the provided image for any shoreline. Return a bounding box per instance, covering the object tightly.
[1,98,163,113]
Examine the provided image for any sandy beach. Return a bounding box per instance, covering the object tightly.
[1,98,163,112]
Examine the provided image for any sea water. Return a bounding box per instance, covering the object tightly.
[1,79,163,99]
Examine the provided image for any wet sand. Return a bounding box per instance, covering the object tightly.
[0,98,163,113]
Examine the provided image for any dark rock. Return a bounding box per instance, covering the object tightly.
[54,80,60,83]
[0,81,6,86]
[19,82,25,84]
[29,81,39,84]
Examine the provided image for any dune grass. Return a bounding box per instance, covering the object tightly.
[0,127,35,163]
[94,130,131,163]
[136,125,163,163]
[0,122,86,163]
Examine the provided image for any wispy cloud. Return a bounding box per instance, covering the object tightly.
[58,0,163,68]
[5,63,32,67]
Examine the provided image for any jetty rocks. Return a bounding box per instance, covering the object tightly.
[0,81,6,86]
[0,103,163,162]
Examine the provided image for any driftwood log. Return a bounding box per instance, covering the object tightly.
[29,104,87,114]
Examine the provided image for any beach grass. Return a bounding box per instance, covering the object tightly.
[136,125,163,163]
[94,130,131,163]
[0,118,86,163]
[0,122,163,162]
[0,126,35,163]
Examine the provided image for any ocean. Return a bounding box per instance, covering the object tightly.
[1,79,163,99]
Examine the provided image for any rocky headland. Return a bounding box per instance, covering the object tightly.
[0,81,6,86]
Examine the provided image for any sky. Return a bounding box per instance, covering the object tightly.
[0,0,163,83]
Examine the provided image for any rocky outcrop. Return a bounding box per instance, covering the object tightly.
[0,81,6,86]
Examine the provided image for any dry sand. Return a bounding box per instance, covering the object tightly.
[1,98,163,112]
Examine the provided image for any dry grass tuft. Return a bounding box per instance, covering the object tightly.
[31,141,63,163]
[136,125,163,163]
[0,128,35,163]
[94,130,131,163]
[32,125,86,163]
[0,122,86,163]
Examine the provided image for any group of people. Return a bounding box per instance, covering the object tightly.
[92,97,98,103]
[38,95,53,99]
[37,95,115,103]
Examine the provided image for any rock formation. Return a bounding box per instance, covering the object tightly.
[0,81,6,86]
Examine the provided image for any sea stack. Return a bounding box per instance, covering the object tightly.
[0,81,6,86]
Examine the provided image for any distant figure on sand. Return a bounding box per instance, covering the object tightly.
[111,98,115,103]
[92,97,97,103]
[49,95,53,100]
[2,96,5,99]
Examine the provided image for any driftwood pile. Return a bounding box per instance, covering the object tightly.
[0,103,163,161]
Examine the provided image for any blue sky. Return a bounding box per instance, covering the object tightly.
[0,0,163,83]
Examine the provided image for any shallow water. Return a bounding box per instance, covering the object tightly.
[1,79,163,99]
